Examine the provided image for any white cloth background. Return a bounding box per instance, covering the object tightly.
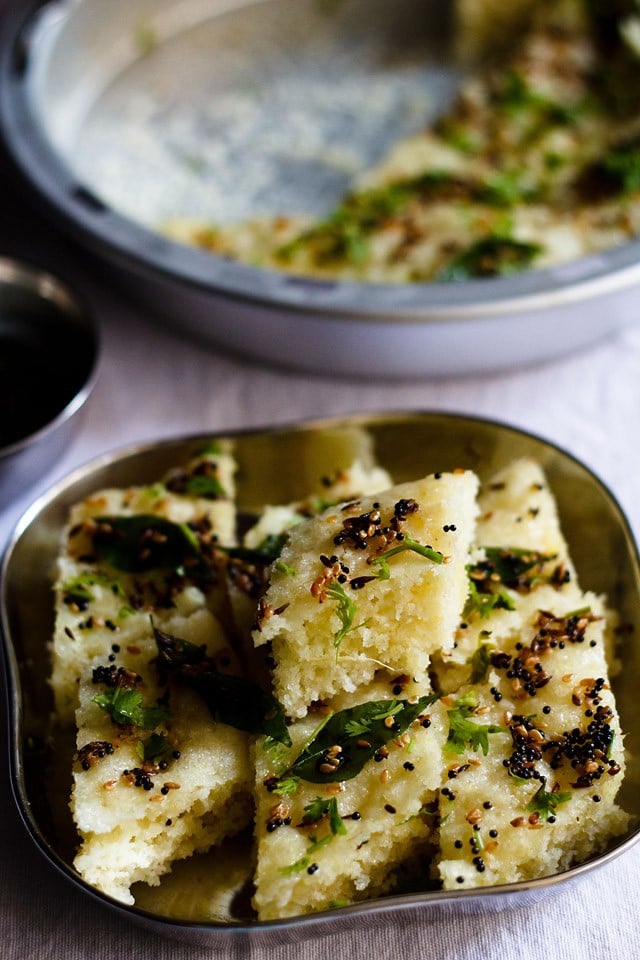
[1,180,640,960]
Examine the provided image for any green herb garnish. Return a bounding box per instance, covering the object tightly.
[527,783,572,821]
[179,473,227,499]
[61,571,125,605]
[278,855,312,876]
[221,533,288,568]
[464,574,516,620]
[483,547,556,585]
[153,625,291,745]
[326,581,364,656]
[279,798,348,875]
[478,170,539,207]
[275,694,438,785]
[469,642,495,684]
[371,534,445,577]
[495,70,579,127]
[91,515,206,574]
[302,797,347,837]
[93,686,169,730]
[465,548,557,609]
[136,732,173,763]
[436,235,543,281]
[270,776,301,797]
[445,692,503,756]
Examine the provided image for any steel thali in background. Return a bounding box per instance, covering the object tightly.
[1,0,640,376]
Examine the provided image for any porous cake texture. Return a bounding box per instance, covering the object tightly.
[435,597,628,888]
[72,632,252,904]
[55,446,255,904]
[252,677,448,920]
[50,443,629,919]
[443,457,578,671]
[51,446,236,725]
[252,471,479,719]
[225,459,393,641]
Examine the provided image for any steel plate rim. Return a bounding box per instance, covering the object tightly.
[2,409,640,939]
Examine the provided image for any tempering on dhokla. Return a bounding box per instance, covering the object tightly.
[49,439,629,918]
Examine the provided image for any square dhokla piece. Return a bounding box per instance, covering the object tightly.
[226,458,393,641]
[425,458,628,885]
[435,593,628,888]
[442,457,580,673]
[71,617,253,905]
[252,676,448,920]
[51,445,237,725]
[253,470,479,719]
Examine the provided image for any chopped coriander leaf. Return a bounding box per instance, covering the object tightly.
[179,473,227,499]
[495,70,579,127]
[306,833,335,855]
[302,797,347,837]
[464,574,516,620]
[326,581,364,656]
[276,172,476,265]
[344,701,404,737]
[469,547,556,593]
[274,559,297,575]
[140,483,166,500]
[93,686,169,730]
[270,776,300,797]
[136,732,173,763]
[436,236,543,281]
[478,170,539,207]
[153,625,291,745]
[527,783,572,821]
[61,571,125,605]
[563,606,592,620]
[276,694,438,785]
[445,692,503,756]
[371,534,445,574]
[602,143,640,194]
[607,730,616,760]
[469,642,495,684]
[434,115,478,153]
[280,804,347,876]
[278,855,311,876]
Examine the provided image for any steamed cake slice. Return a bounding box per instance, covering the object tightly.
[435,596,628,889]
[475,457,573,561]
[444,457,578,671]
[226,459,393,641]
[252,676,448,920]
[243,459,393,550]
[253,470,479,719]
[71,619,252,905]
[51,446,237,725]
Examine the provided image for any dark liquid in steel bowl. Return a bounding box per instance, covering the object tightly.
[0,327,90,447]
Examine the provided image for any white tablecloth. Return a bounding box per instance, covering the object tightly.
[1,189,640,960]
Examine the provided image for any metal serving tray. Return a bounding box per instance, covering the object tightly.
[2,412,640,946]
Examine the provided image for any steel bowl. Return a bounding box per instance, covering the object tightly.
[1,0,640,377]
[0,257,99,505]
[2,411,639,946]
